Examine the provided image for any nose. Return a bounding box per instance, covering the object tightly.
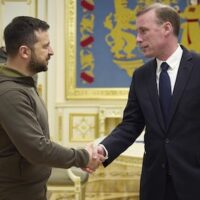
[136,33,142,44]
[49,46,54,56]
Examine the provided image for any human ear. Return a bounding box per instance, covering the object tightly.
[18,45,31,59]
[163,21,172,36]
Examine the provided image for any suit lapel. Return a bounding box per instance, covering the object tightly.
[167,48,193,129]
[145,48,193,132]
[146,60,166,132]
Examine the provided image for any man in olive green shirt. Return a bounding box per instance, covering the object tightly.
[0,16,104,200]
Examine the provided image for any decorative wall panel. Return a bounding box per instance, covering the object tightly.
[69,113,98,142]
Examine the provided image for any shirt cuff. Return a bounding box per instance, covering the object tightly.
[98,144,108,160]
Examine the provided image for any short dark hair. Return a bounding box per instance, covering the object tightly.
[4,16,49,57]
[136,3,180,37]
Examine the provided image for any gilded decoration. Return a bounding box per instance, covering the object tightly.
[99,106,124,136]
[65,0,129,100]
[69,113,98,142]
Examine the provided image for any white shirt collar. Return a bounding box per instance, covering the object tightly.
[156,44,183,72]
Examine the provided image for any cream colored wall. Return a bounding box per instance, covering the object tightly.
[0,1,143,152]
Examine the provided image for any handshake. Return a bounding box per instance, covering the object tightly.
[84,143,107,173]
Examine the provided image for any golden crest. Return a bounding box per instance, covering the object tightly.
[104,0,143,77]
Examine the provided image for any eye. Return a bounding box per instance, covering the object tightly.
[43,44,49,49]
[139,28,148,35]
[43,42,50,49]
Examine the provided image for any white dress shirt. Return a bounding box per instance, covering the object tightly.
[156,45,183,94]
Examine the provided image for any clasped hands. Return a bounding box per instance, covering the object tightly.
[84,143,106,173]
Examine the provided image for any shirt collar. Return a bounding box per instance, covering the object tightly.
[156,44,183,71]
[0,65,36,87]
[0,65,25,77]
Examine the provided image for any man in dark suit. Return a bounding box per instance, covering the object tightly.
[94,3,200,200]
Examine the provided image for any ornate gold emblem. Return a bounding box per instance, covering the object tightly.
[104,0,143,77]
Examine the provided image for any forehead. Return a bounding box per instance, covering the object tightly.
[34,29,49,44]
[136,10,157,27]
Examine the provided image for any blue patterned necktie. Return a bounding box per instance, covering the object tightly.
[159,62,171,126]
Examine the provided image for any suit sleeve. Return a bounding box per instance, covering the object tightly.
[101,72,145,166]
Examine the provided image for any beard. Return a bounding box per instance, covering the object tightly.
[29,51,49,73]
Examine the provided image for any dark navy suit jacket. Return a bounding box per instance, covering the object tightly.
[101,46,200,200]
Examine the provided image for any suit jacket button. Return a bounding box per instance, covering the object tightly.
[165,138,170,144]
[161,163,166,168]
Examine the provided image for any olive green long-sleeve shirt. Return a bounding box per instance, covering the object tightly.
[0,66,89,200]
